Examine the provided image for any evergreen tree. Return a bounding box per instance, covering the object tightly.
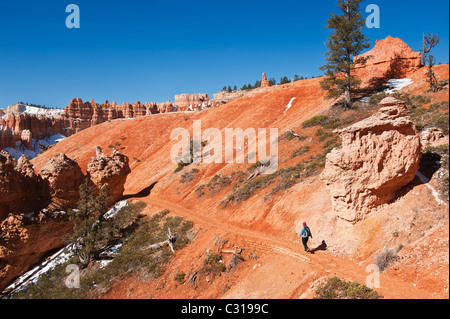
[227,86,232,93]
[280,76,291,84]
[242,84,248,90]
[222,86,227,91]
[233,85,237,91]
[319,0,370,109]
[66,181,111,268]
[254,80,261,88]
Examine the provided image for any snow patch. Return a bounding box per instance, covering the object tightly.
[3,200,128,296]
[3,133,67,160]
[416,171,447,206]
[384,78,414,94]
[284,97,296,113]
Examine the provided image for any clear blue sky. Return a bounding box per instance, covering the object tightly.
[0,0,448,109]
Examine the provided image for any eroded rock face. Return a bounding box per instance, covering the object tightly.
[0,151,23,220]
[87,147,131,203]
[174,93,209,109]
[38,153,85,206]
[0,104,66,151]
[420,127,448,148]
[353,36,422,87]
[321,97,422,222]
[261,72,270,88]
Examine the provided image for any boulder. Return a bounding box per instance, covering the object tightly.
[321,97,422,222]
[38,153,85,206]
[420,127,448,148]
[87,147,131,203]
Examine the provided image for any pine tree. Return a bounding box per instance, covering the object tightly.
[67,181,111,268]
[319,0,370,109]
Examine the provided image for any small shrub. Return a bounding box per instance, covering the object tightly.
[202,253,226,275]
[302,115,341,130]
[374,248,398,272]
[369,91,387,106]
[174,271,186,284]
[291,145,310,158]
[180,168,199,183]
[314,277,381,299]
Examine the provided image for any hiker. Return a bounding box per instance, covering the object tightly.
[299,222,312,252]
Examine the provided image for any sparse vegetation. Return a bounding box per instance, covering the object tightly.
[202,253,226,275]
[374,247,400,272]
[174,271,186,284]
[301,115,341,130]
[314,276,381,299]
[13,207,195,299]
[180,168,199,183]
[291,145,310,158]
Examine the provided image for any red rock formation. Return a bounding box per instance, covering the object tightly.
[213,91,247,106]
[261,72,270,88]
[0,104,66,151]
[38,153,85,208]
[353,36,422,88]
[321,97,422,223]
[87,146,131,203]
[174,93,210,110]
[157,99,174,113]
[0,151,23,220]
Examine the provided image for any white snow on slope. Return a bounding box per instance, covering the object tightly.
[416,171,447,206]
[284,97,296,113]
[3,133,67,160]
[20,106,64,118]
[360,78,414,102]
[2,201,129,297]
[384,78,414,94]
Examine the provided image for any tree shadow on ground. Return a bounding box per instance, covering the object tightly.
[121,182,157,200]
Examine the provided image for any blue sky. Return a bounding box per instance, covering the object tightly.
[0,0,448,108]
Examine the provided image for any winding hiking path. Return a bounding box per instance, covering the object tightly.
[141,196,433,299]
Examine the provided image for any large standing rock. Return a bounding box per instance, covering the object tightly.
[321,97,422,222]
[261,72,270,88]
[0,151,23,220]
[87,147,131,203]
[38,153,85,206]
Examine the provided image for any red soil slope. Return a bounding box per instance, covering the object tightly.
[31,64,449,299]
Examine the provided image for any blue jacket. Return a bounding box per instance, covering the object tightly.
[299,226,311,238]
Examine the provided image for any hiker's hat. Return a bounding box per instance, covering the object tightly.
[303,222,306,226]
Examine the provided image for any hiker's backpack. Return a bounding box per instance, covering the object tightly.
[305,226,312,238]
